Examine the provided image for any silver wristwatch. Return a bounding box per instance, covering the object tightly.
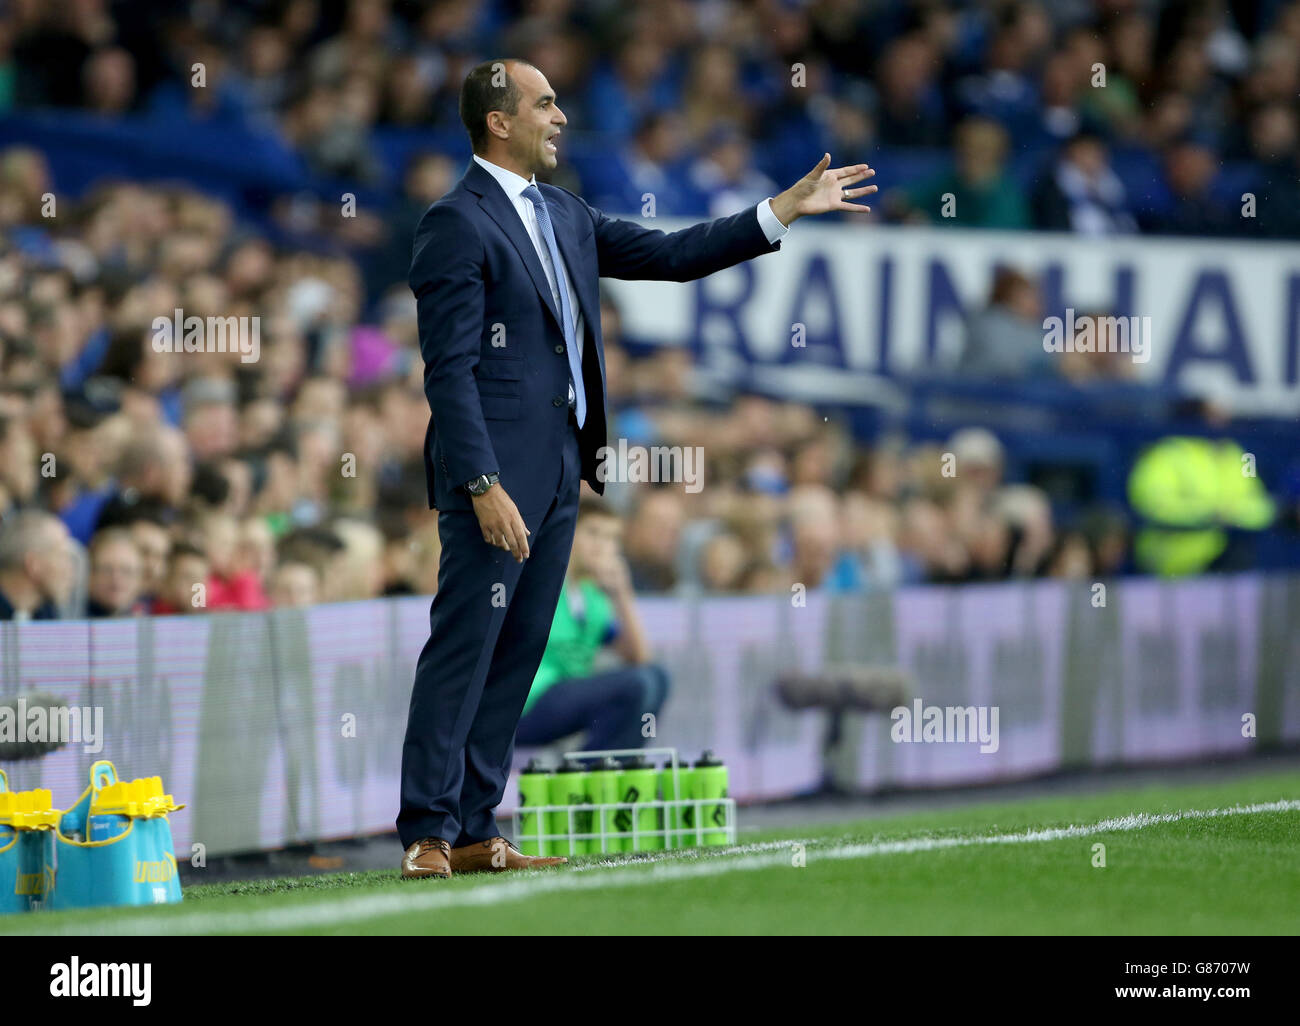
[464,472,499,496]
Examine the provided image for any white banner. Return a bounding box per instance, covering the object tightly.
[602,222,1300,414]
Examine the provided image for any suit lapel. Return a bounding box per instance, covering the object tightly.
[460,162,606,403]
[465,161,564,334]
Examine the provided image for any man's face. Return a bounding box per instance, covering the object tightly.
[270,563,318,607]
[159,430,193,505]
[956,121,1005,183]
[29,521,75,606]
[501,63,567,176]
[0,423,37,502]
[1068,139,1107,180]
[629,494,683,562]
[572,514,621,576]
[89,538,143,613]
[168,555,209,612]
[202,514,239,575]
[130,522,170,594]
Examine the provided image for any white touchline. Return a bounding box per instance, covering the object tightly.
[13,800,1299,936]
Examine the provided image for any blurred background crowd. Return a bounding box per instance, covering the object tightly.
[1,0,1299,621]
[3,0,1300,238]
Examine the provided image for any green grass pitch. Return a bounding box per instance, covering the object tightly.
[6,768,1297,935]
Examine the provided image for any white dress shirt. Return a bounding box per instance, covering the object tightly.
[471,153,792,365]
[473,155,586,360]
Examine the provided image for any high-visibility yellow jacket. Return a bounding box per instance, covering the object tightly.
[1128,436,1275,576]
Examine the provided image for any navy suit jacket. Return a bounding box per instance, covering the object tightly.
[410,159,782,516]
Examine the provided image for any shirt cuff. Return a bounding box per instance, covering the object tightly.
[757,198,790,244]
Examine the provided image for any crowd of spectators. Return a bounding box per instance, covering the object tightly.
[599,396,1134,595]
[0,160,445,619]
[1,0,1297,620]
[2,0,1299,246]
[0,149,1139,622]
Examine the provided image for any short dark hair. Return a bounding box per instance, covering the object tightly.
[459,58,531,153]
[88,527,136,560]
[99,497,174,531]
[169,541,208,567]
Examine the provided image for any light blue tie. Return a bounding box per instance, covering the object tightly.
[522,184,586,429]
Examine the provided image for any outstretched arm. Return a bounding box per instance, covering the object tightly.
[589,200,778,283]
[586,154,876,283]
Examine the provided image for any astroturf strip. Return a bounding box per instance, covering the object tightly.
[17,800,1300,936]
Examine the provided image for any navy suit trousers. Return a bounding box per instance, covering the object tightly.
[397,423,582,848]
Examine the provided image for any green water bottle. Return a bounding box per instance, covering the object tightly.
[587,757,621,854]
[548,759,590,856]
[517,759,552,855]
[659,759,690,849]
[617,755,663,851]
[694,751,729,846]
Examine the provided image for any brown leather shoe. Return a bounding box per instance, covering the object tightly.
[449,836,567,874]
[401,837,452,879]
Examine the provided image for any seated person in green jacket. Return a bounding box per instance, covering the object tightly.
[516,497,670,754]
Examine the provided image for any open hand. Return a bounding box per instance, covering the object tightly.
[771,154,876,225]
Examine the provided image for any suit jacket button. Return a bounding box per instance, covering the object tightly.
[554,344,565,354]
[552,397,564,407]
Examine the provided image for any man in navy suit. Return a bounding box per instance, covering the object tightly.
[398,58,876,878]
